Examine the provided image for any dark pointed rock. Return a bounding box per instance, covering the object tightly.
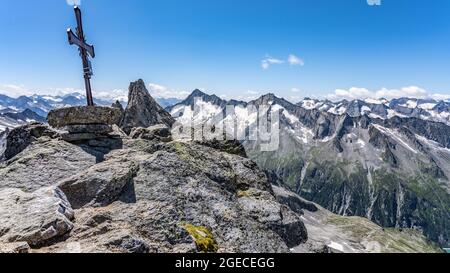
[120,79,175,134]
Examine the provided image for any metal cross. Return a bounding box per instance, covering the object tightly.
[67,6,96,106]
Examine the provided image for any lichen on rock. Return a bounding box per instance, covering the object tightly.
[182,223,219,253]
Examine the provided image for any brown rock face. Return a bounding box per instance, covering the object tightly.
[120,79,175,134]
[47,106,122,128]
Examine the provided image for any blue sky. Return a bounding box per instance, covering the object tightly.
[0,0,450,102]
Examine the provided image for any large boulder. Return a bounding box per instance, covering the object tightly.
[59,156,139,209]
[47,106,122,128]
[129,124,172,142]
[272,186,319,214]
[2,123,59,161]
[0,187,74,247]
[33,136,308,253]
[0,138,99,192]
[120,79,175,134]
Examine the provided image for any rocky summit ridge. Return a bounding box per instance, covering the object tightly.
[0,80,441,253]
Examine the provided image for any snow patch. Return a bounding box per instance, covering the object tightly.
[418,103,437,110]
[400,100,418,109]
[364,98,383,105]
[361,106,371,115]
[328,241,344,252]
[373,124,418,154]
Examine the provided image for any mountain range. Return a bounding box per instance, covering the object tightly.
[0,79,442,253]
[168,90,450,248]
[1,88,449,248]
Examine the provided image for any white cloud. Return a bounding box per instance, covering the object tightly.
[429,93,450,101]
[148,83,167,93]
[288,54,304,66]
[148,83,190,99]
[326,86,449,101]
[375,86,427,99]
[236,95,260,102]
[66,0,82,6]
[329,87,372,100]
[95,89,128,102]
[262,54,304,70]
[288,95,303,102]
[230,90,262,101]
[0,82,189,101]
[291,88,300,93]
[246,90,259,95]
[261,55,284,70]
[0,84,31,97]
[0,84,91,98]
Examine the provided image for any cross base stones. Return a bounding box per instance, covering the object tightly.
[47,106,121,128]
[65,124,113,134]
[47,106,124,147]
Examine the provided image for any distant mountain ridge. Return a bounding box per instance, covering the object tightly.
[297,97,450,126]
[168,91,450,126]
[0,93,181,132]
[169,89,450,248]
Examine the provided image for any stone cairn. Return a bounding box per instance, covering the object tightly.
[47,106,124,153]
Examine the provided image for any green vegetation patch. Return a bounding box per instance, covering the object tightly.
[183,223,219,253]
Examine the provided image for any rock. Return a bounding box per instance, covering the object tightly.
[104,233,151,253]
[130,125,172,142]
[197,139,247,158]
[0,242,31,253]
[61,133,103,142]
[64,124,113,134]
[271,206,308,247]
[31,137,307,253]
[0,187,74,247]
[272,186,318,214]
[120,79,175,134]
[1,119,441,253]
[0,129,9,161]
[58,157,139,209]
[2,123,59,161]
[47,106,122,128]
[111,101,124,113]
[236,188,308,247]
[0,139,99,192]
[110,125,128,139]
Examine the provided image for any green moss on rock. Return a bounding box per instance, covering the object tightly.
[183,223,219,253]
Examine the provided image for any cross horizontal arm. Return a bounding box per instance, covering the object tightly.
[67,28,95,58]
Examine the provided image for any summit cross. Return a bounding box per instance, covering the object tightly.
[67,6,96,106]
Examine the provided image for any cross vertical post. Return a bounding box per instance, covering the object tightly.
[67,6,96,106]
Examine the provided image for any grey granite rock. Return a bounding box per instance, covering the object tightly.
[130,124,172,142]
[27,137,308,253]
[65,124,113,134]
[0,242,31,253]
[59,157,139,209]
[0,138,98,192]
[2,123,59,161]
[0,187,74,247]
[61,133,103,142]
[47,106,122,128]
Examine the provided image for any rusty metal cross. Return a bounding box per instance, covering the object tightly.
[67,6,96,106]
